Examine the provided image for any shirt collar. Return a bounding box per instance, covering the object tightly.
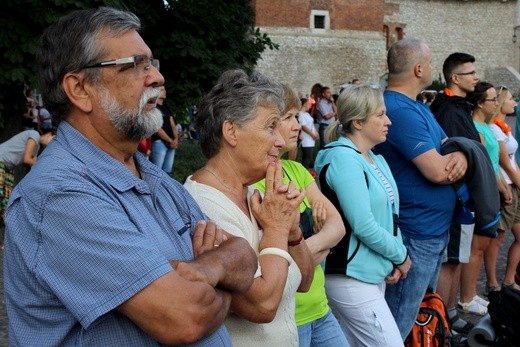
[443,88,457,97]
[55,122,163,194]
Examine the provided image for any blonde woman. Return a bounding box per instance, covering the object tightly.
[485,85,520,292]
[315,84,410,346]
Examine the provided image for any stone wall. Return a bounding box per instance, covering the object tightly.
[486,66,520,98]
[255,28,387,96]
[386,0,517,84]
[254,0,519,96]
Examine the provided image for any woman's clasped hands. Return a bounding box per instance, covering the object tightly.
[250,160,306,241]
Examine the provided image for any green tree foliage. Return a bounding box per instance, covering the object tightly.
[0,0,123,139]
[0,0,277,137]
[172,140,206,184]
[134,0,278,115]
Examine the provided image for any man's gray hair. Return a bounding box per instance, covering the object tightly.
[387,37,427,75]
[37,7,141,120]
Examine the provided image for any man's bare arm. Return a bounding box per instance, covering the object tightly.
[177,234,258,293]
[117,270,231,345]
[413,148,467,184]
[117,223,257,344]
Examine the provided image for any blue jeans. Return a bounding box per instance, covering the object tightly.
[385,232,448,340]
[297,310,349,347]
[151,140,175,174]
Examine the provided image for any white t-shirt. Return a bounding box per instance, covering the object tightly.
[298,111,316,148]
[490,123,519,184]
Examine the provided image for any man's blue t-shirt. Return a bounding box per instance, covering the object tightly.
[374,90,456,240]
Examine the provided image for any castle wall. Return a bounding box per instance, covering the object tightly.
[254,28,387,96]
[386,0,517,84]
[254,0,518,96]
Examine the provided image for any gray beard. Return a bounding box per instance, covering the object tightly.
[100,87,163,141]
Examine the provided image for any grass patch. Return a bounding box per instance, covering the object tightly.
[172,140,207,184]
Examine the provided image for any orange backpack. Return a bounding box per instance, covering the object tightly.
[405,292,451,347]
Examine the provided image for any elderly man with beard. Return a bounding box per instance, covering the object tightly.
[3,7,258,347]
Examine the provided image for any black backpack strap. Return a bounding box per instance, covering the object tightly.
[283,167,314,239]
[321,143,368,185]
[319,145,366,274]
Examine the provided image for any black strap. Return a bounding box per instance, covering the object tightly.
[319,143,367,275]
[321,143,368,186]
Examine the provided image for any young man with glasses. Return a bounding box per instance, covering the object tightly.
[3,7,258,346]
[431,52,480,141]
[430,52,488,332]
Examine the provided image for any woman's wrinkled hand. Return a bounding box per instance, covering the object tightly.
[250,161,305,238]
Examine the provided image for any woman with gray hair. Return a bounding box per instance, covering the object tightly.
[184,69,314,346]
[315,84,411,346]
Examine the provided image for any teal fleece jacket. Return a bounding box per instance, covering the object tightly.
[315,137,408,284]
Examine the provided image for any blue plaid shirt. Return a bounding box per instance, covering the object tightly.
[4,121,231,346]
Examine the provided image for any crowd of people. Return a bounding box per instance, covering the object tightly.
[2,6,520,347]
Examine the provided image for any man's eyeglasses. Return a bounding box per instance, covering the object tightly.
[484,97,498,103]
[453,71,477,76]
[83,55,160,75]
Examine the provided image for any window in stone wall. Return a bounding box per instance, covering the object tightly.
[396,27,404,40]
[383,24,405,50]
[315,15,325,29]
[310,10,330,31]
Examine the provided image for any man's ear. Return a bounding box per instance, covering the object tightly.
[414,63,423,78]
[62,72,93,113]
[222,120,238,147]
[450,74,459,86]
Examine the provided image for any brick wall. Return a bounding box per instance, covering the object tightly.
[254,0,384,30]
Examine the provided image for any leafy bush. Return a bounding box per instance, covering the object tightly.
[172,140,207,183]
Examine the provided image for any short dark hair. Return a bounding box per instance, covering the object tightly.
[40,127,57,136]
[423,91,436,103]
[443,52,475,85]
[311,83,323,98]
[466,81,494,110]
